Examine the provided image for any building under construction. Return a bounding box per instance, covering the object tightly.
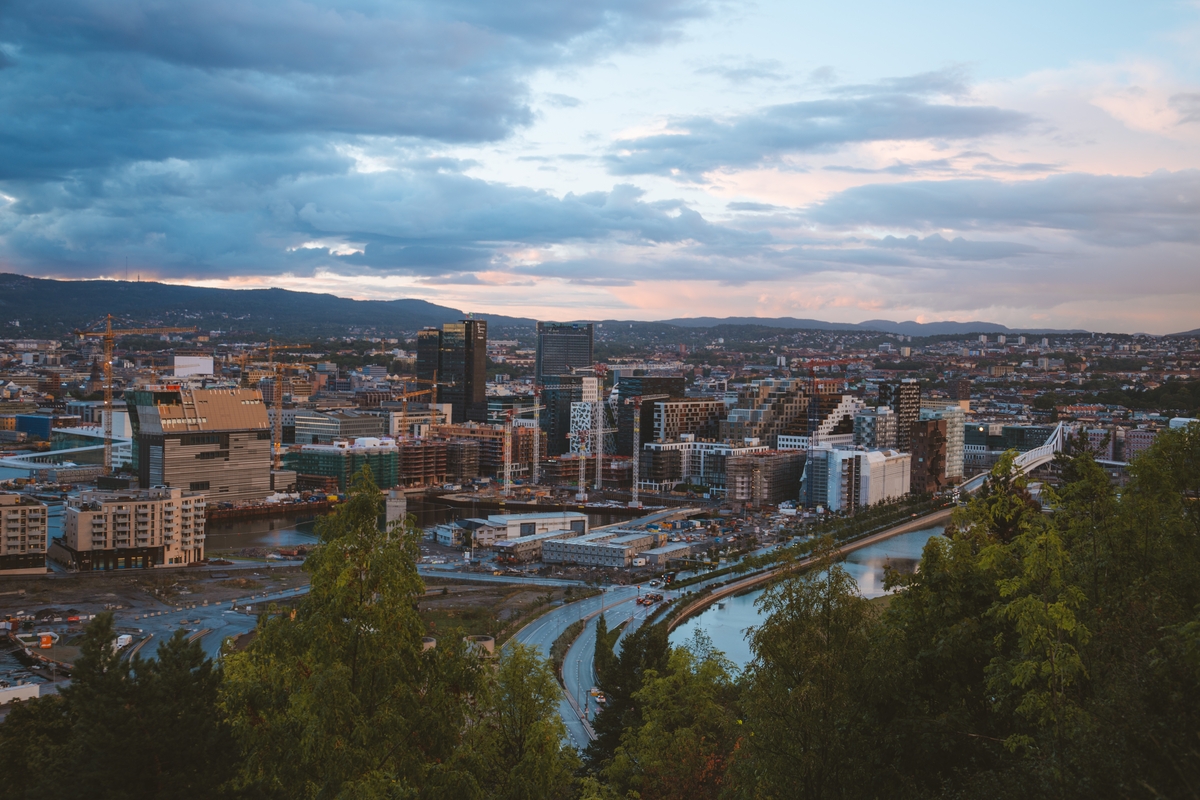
[397,439,448,487]
[725,450,804,507]
[429,422,545,479]
[446,438,481,481]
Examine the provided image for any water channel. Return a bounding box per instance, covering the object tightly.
[669,525,945,670]
[203,496,630,552]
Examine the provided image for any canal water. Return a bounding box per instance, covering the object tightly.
[203,496,629,552]
[669,526,945,670]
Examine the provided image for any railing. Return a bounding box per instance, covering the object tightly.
[956,422,1064,495]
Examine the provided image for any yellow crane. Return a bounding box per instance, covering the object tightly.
[74,315,198,475]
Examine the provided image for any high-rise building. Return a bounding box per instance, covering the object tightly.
[535,322,594,384]
[920,405,965,482]
[126,387,272,503]
[61,487,206,570]
[911,418,948,494]
[854,406,898,450]
[416,327,441,385]
[438,320,488,424]
[0,493,47,574]
[540,375,596,457]
[879,379,921,452]
[615,375,686,456]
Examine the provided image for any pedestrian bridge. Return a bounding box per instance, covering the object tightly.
[958,422,1064,495]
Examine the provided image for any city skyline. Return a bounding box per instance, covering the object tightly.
[1,1,1199,334]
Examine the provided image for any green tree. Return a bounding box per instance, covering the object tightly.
[221,465,483,799]
[733,547,876,799]
[456,643,580,800]
[0,614,234,800]
[587,621,670,767]
[603,631,738,800]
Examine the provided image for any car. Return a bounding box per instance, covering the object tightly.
[649,579,660,587]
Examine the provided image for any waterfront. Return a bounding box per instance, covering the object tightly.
[203,495,629,552]
[670,526,945,669]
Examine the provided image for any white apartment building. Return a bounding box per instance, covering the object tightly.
[62,487,207,571]
[0,493,48,575]
[806,446,911,513]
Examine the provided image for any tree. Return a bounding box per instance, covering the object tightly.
[457,643,580,800]
[221,465,484,799]
[603,631,738,800]
[586,621,670,768]
[733,548,876,799]
[0,613,235,800]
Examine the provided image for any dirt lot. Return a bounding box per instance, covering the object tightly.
[417,581,593,645]
[0,567,311,623]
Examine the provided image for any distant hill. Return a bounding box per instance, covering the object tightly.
[658,315,1086,336]
[0,274,531,338]
[0,273,1104,340]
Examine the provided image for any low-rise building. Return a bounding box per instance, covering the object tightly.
[0,493,48,574]
[493,528,584,562]
[60,487,206,571]
[543,530,660,568]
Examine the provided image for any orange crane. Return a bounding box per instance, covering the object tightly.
[74,315,198,475]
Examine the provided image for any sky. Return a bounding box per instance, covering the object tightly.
[1,1,1199,333]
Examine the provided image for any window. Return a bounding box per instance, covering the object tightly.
[571,520,586,533]
[256,431,272,440]
[195,450,229,460]
[520,523,536,536]
[180,434,219,446]
[189,481,210,491]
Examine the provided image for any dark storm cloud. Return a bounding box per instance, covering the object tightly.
[0,0,707,178]
[807,170,1200,245]
[606,69,1031,179]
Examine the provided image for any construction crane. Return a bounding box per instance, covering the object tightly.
[626,393,669,508]
[394,387,435,439]
[74,315,198,475]
[501,401,545,496]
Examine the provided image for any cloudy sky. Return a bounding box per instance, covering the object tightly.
[1,0,1198,332]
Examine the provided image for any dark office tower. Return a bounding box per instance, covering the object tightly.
[540,375,584,457]
[416,327,441,391]
[879,379,921,452]
[614,375,686,456]
[535,322,594,384]
[439,320,488,423]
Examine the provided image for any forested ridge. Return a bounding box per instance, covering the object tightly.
[3,425,1199,799]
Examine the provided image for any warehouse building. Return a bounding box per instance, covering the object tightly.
[493,528,584,562]
[542,530,661,568]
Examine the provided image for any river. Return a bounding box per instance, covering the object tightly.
[669,525,945,670]
[203,495,630,552]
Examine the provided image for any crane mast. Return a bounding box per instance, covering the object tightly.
[75,315,197,475]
